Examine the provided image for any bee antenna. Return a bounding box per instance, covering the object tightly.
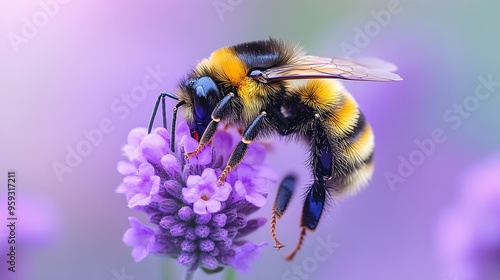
[169,100,185,152]
[285,227,307,261]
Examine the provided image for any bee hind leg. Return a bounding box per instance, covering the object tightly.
[285,179,326,261]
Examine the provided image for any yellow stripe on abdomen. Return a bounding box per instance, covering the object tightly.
[296,79,360,137]
[343,123,374,164]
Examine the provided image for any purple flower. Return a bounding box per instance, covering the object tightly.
[230,241,267,273]
[234,164,268,207]
[182,169,232,214]
[117,122,276,274]
[436,154,500,280]
[123,217,157,262]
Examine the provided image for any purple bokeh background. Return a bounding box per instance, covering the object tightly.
[1,1,499,279]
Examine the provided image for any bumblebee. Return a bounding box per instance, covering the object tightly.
[148,38,401,260]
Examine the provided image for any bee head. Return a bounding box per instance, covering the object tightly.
[183,76,222,140]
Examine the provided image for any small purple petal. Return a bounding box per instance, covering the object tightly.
[245,192,267,207]
[181,136,200,156]
[127,176,161,208]
[234,180,246,197]
[230,242,267,273]
[152,127,170,143]
[175,122,191,140]
[242,142,266,165]
[123,128,147,163]
[212,130,233,162]
[127,127,148,147]
[205,199,222,213]
[122,217,156,262]
[212,183,232,202]
[193,200,208,215]
[181,136,212,165]
[182,186,200,203]
[137,162,155,177]
[115,182,127,194]
[236,218,267,238]
[161,154,181,177]
[117,161,137,176]
[140,133,168,164]
[127,193,150,208]
[201,168,218,183]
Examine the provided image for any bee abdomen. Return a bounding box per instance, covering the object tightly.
[331,110,375,196]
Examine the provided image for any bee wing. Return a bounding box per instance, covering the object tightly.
[255,55,402,83]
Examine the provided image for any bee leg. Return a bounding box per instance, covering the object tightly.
[286,122,331,260]
[285,227,307,261]
[285,180,326,261]
[185,93,235,159]
[148,92,168,134]
[217,111,267,185]
[271,175,297,250]
[169,100,186,153]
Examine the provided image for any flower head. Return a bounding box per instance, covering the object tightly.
[117,123,275,273]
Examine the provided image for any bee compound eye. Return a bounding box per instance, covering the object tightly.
[193,86,209,120]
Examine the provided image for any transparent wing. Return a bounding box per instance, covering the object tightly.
[253,55,403,83]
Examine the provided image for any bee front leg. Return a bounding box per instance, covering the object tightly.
[185,92,235,159]
[217,111,267,185]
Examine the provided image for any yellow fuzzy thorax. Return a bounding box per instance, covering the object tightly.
[195,47,270,124]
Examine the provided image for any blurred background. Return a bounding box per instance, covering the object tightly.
[1,0,500,279]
